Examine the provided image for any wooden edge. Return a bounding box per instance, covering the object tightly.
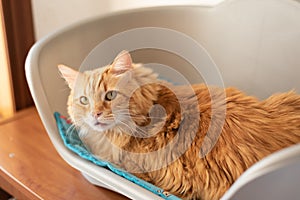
[0,168,41,200]
[0,107,36,125]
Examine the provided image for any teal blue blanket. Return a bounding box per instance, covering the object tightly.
[54,112,180,200]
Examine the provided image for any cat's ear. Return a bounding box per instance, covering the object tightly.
[111,50,133,75]
[58,64,79,89]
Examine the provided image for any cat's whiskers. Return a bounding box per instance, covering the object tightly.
[110,109,166,138]
[73,116,85,125]
[100,115,116,124]
[66,124,77,136]
[115,121,143,145]
[114,109,166,120]
[115,119,136,135]
[116,118,152,138]
[66,117,87,137]
[134,125,153,138]
[114,120,132,137]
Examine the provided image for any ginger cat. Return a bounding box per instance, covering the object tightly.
[58,51,300,200]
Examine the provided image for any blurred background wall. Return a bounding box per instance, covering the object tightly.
[0,0,222,115]
[31,0,221,40]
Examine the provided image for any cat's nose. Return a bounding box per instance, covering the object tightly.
[93,111,103,118]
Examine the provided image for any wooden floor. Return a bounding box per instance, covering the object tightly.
[0,107,128,200]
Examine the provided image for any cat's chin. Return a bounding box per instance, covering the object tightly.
[90,122,115,132]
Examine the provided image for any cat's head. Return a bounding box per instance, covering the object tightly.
[58,51,159,134]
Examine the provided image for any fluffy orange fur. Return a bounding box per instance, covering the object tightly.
[59,51,300,200]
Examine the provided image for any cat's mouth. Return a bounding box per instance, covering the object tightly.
[94,121,108,127]
[89,119,115,131]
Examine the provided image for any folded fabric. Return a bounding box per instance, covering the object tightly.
[54,112,180,200]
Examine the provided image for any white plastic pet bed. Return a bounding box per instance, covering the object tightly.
[26,0,300,199]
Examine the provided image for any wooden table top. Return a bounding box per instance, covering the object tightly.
[0,107,128,200]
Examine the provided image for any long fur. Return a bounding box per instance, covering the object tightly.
[60,54,300,200]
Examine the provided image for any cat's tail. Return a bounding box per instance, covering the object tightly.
[262,90,300,111]
[261,90,300,141]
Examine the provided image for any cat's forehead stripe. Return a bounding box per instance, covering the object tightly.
[87,67,107,91]
[95,67,109,92]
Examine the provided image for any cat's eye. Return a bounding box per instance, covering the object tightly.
[105,90,117,101]
[79,96,89,105]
